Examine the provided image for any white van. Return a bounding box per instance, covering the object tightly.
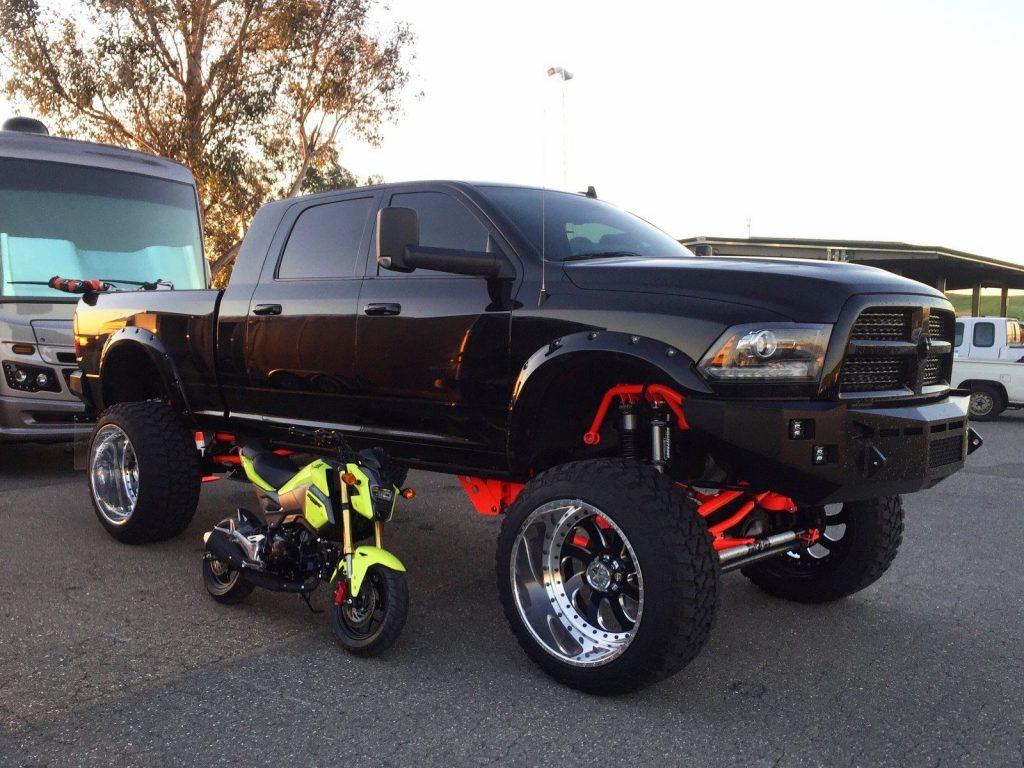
[0,118,206,443]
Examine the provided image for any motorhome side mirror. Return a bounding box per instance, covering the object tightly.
[376,207,420,272]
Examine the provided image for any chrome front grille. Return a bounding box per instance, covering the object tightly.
[839,307,954,397]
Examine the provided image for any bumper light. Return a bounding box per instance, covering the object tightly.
[698,323,832,384]
[2,361,61,393]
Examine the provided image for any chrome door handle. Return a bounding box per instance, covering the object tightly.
[364,303,401,316]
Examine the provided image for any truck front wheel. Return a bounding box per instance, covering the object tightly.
[496,459,719,694]
[742,496,904,603]
[88,401,201,544]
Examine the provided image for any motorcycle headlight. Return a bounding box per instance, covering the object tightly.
[698,323,832,383]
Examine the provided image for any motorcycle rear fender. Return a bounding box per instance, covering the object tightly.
[331,545,406,596]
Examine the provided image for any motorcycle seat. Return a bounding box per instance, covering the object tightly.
[241,443,299,491]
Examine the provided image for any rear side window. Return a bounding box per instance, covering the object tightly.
[278,197,374,279]
[1009,320,1022,345]
[954,322,964,347]
[973,321,995,348]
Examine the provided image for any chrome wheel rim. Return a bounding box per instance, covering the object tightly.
[90,425,140,525]
[969,392,994,417]
[510,500,643,667]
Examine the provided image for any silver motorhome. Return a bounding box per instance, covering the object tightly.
[0,119,206,442]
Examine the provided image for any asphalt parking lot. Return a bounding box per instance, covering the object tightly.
[1,417,1022,768]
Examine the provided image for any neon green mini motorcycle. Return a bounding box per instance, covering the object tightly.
[202,440,411,654]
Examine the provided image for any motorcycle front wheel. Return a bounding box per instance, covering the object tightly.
[330,566,408,655]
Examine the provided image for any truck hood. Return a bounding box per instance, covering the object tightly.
[563,256,944,323]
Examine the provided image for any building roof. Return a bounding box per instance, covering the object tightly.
[680,236,1024,291]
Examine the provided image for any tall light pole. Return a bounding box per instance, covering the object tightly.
[547,66,573,187]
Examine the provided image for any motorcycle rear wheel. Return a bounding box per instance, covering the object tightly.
[202,556,255,604]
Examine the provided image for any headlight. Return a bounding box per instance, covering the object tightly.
[698,323,832,383]
[2,361,62,393]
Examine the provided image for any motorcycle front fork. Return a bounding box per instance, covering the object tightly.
[338,473,387,582]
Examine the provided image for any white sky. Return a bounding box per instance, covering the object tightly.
[4,0,1023,263]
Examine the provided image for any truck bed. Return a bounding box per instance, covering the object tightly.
[74,288,225,415]
[952,357,1024,405]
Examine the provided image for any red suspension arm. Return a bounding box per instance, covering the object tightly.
[583,383,689,445]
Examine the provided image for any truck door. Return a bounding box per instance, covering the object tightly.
[970,320,997,359]
[243,192,378,425]
[354,188,514,467]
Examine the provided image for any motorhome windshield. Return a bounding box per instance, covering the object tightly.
[0,157,205,300]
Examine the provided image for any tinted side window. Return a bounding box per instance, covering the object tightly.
[278,197,373,279]
[391,191,488,250]
[973,321,995,348]
[954,322,964,347]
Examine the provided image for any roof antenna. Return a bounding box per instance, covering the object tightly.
[540,66,574,306]
[584,185,597,198]
[539,187,548,305]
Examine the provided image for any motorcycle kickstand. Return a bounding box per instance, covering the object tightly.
[300,592,323,614]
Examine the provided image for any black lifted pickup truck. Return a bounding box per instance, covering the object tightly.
[72,181,981,692]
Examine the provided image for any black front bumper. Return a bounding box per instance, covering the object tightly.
[685,392,976,504]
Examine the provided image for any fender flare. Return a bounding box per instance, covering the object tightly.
[99,327,193,414]
[508,330,713,463]
[331,545,406,596]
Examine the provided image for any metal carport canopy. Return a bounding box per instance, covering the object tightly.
[680,237,1024,291]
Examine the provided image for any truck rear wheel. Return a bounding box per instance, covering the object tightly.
[88,401,201,544]
[968,383,1005,421]
[496,459,718,694]
[741,495,904,603]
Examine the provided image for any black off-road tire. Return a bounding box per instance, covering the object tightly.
[496,459,719,695]
[88,401,201,544]
[968,383,1005,421]
[742,495,904,603]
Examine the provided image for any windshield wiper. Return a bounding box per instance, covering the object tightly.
[9,278,143,287]
[562,250,644,262]
[8,277,171,290]
[90,278,151,286]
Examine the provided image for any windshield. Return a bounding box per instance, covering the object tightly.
[475,185,693,262]
[0,157,205,300]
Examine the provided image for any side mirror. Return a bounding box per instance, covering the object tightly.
[376,205,516,280]
[376,207,419,273]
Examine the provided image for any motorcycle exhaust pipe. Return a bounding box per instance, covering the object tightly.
[204,528,317,594]
[717,530,810,573]
[205,527,250,571]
